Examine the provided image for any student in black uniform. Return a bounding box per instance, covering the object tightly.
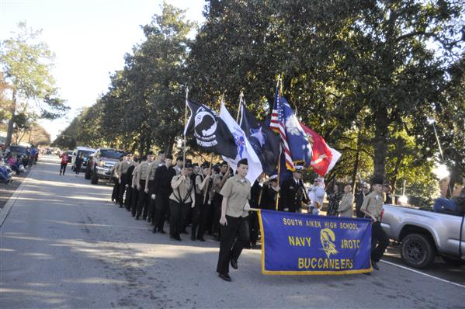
[152,154,176,234]
[260,175,280,210]
[280,166,309,212]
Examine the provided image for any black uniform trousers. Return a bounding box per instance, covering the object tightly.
[118,173,128,206]
[169,200,191,238]
[371,222,389,262]
[146,180,156,223]
[216,215,250,275]
[153,192,170,232]
[131,187,139,216]
[192,193,207,239]
[137,179,149,219]
[212,193,223,235]
[112,178,120,203]
[124,185,132,210]
[249,211,260,247]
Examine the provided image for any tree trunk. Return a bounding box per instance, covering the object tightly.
[5,91,17,147]
[373,107,388,178]
[351,129,361,190]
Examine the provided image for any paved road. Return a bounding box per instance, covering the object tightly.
[1,156,464,309]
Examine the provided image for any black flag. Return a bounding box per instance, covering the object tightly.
[240,103,280,175]
[184,100,238,159]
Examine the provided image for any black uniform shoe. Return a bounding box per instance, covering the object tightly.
[197,237,205,242]
[152,228,157,234]
[135,216,140,220]
[158,229,166,234]
[170,235,182,241]
[191,234,196,241]
[230,259,238,270]
[218,273,231,282]
[372,261,379,271]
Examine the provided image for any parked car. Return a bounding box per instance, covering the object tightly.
[381,204,465,268]
[70,147,96,172]
[88,148,125,185]
[9,145,29,161]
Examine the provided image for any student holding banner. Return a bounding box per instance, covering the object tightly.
[361,176,390,271]
[216,158,251,282]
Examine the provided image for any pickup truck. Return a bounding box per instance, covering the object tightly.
[381,204,465,268]
[88,148,125,185]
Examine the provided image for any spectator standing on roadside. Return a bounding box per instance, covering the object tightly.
[338,184,354,217]
[59,152,68,175]
[383,184,393,204]
[355,183,370,218]
[308,177,325,215]
[361,176,389,271]
[327,184,343,216]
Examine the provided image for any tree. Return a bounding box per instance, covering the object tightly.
[0,22,68,147]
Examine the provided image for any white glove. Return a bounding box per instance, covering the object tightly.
[144,188,149,193]
[151,194,156,200]
[244,202,251,211]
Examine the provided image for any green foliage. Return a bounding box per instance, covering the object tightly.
[0,22,68,146]
[56,1,464,203]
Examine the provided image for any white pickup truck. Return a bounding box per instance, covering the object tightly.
[381,204,465,268]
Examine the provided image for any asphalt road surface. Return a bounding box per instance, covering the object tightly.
[1,156,464,309]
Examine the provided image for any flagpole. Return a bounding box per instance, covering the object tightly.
[275,146,282,211]
[236,91,244,123]
[183,86,189,169]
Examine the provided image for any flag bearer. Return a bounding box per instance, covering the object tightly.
[169,164,195,241]
[216,158,251,282]
[192,162,214,241]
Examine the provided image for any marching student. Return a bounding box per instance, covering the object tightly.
[191,162,214,241]
[216,158,251,282]
[147,151,165,223]
[136,152,155,220]
[111,156,123,204]
[361,175,389,271]
[124,157,137,211]
[337,184,354,217]
[169,163,195,241]
[212,161,230,240]
[118,154,133,208]
[131,156,144,217]
[152,154,176,234]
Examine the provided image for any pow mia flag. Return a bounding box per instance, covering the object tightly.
[240,103,280,175]
[184,99,238,159]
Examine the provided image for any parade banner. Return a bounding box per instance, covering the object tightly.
[258,210,372,275]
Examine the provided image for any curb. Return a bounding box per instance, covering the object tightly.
[0,166,35,229]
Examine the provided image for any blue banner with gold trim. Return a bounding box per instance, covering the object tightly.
[258,210,372,275]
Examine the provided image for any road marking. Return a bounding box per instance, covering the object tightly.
[381,259,465,289]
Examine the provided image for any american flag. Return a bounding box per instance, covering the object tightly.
[270,92,295,171]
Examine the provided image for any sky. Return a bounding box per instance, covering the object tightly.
[0,0,205,141]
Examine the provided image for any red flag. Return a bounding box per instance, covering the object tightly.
[299,123,341,176]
